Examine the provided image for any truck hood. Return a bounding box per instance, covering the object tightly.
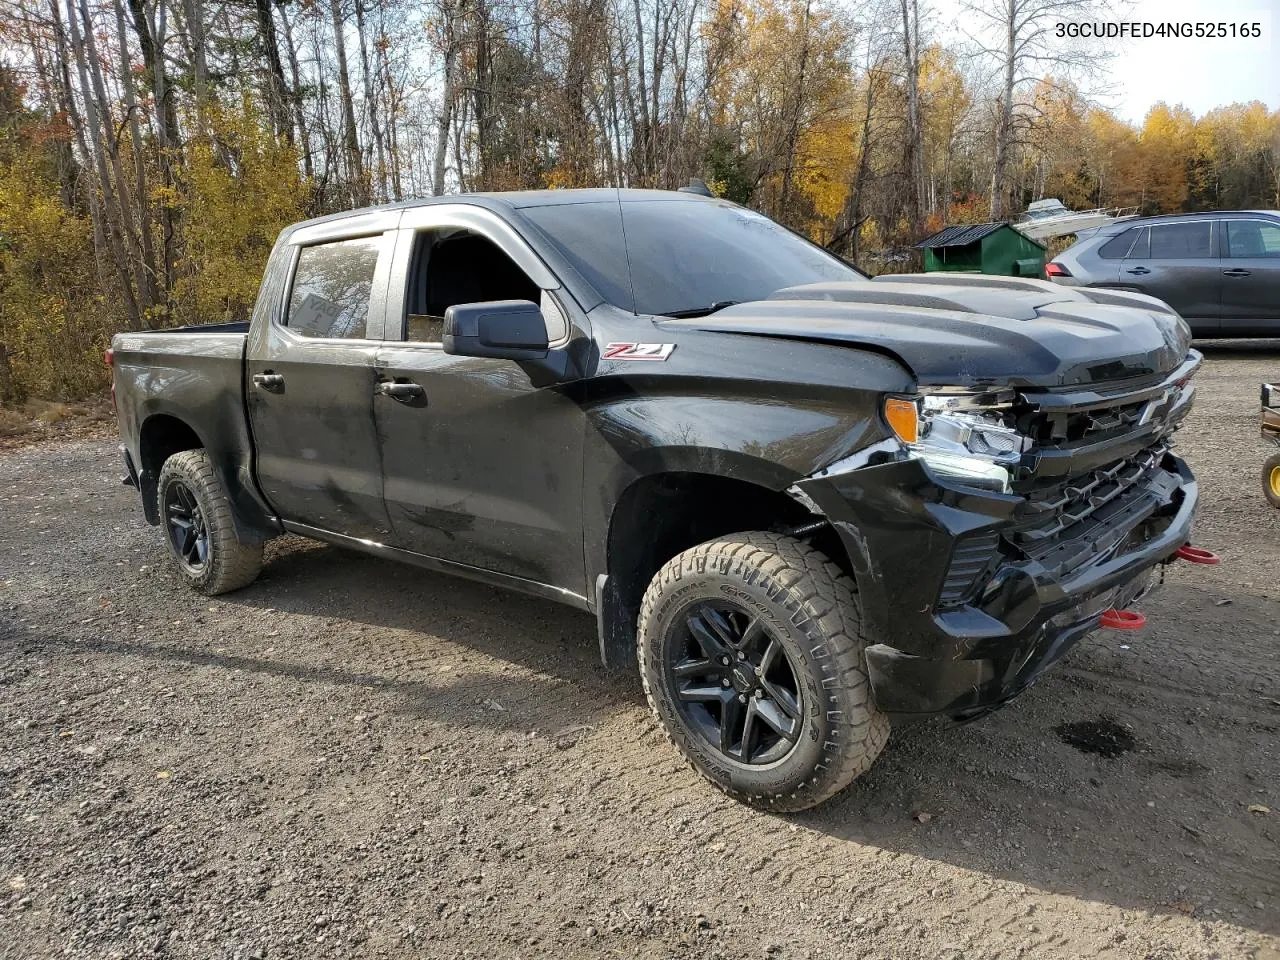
[660,275,1192,389]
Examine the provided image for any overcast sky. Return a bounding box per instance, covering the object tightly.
[933,0,1278,124]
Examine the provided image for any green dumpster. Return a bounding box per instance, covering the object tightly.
[917,222,1047,277]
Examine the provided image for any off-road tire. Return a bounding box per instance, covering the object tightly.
[1263,452,1280,509]
[156,450,263,595]
[637,531,889,811]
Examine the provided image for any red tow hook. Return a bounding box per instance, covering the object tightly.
[1174,545,1220,565]
[1100,609,1146,630]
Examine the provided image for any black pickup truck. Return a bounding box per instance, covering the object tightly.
[111,189,1201,810]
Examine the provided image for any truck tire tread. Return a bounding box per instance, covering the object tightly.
[156,450,263,595]
[637,530,889,812]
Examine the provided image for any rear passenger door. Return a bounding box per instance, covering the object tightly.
[247,214,399,541]
[1220,217,1280,333]
[1121,221,1221,335]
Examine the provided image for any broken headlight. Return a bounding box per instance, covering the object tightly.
[883,390,1029,493]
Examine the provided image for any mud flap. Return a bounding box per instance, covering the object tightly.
[595,574,636,671]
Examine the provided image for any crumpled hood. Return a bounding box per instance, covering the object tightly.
[660,275,1192,389]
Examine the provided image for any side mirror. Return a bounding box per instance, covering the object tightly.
[443,300,549,360]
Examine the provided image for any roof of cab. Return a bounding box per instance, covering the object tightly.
[280,187,713,236]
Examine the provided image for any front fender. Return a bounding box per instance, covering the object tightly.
[580,355,911,596]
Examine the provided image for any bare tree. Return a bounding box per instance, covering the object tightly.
[961,0,1114,218]
[899,0,925,231]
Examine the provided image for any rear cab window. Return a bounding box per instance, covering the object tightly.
[286,236,383,339]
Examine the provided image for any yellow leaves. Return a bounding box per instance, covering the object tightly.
[796,117,854,231]
[1138,102,1197,211]
[0,151,103,400]
[149,183,182,208]
[542,165,580,190]
[173,98,309,325]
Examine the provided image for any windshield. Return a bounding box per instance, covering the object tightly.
[520,197,865,316]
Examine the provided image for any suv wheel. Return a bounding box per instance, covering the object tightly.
[156,450,263,595]
[637,531,889,811]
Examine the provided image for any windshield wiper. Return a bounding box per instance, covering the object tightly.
[660,300,740,319]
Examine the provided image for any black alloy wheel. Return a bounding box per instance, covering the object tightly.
[163,478,210,572]
[667,601,804,765]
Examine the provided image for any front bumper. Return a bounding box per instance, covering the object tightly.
[793,450,1197,718]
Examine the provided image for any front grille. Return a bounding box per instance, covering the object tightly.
[931,445,1179,608]
[1012,444,1168,547]
[1006,444,1178,579]
[1020,384,1188,449]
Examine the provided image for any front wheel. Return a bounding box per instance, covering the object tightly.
[156,450,263,595]
[1263,453,1280,509]
[637,531,889,811]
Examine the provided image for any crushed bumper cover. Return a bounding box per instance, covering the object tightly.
[793,452,1197,718]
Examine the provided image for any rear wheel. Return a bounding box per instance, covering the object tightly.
[637,531,889,811]
[1264,453,1280,509]
[156,450,263,595]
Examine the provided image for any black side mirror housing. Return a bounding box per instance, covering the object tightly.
[442,300,572,387]
[443,300,549,360]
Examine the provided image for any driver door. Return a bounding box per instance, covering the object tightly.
[372,207,587,597]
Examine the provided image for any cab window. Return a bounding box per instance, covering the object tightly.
[1097,227,1139,259]
[1147,222,1213,260]
[1225,219,1280,258]
[285,235,382,339]
[404,228,543,343]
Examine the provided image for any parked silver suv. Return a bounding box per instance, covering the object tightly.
[1046,211,1280,337]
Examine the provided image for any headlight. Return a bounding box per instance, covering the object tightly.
[883,390,1030,493]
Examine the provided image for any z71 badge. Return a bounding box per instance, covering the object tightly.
[602,342,676,361]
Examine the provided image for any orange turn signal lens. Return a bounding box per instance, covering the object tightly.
[883,397,919,444]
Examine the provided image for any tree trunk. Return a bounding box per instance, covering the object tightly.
[374,0,402,199]
[253,0,294,143]
[64,0,142,328]
[989,0,1016,219]
[276,0,313,176]
[471,0,494,188]
[125,0,178,306]
[431,2,458,196]
[181,0,211,127]
[777,0,813,221]
[354,0,387,200]
[113,0,159,312]
[901,0,925,232]
[329,0,367,204]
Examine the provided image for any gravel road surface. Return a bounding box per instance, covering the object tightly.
[2,344,1277,960]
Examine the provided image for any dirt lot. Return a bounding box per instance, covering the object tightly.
[2,345,1277,960]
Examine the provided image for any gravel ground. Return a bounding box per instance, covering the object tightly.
[1,344,1277,960]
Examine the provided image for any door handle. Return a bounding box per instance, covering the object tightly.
[1126,266,1150,275]
[1223,268,1252,278]
[252,373,285,391]
[376,380,426,403]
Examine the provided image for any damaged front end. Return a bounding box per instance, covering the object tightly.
[789,352,1203,720]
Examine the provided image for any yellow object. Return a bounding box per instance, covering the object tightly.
[884,397,919,444]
